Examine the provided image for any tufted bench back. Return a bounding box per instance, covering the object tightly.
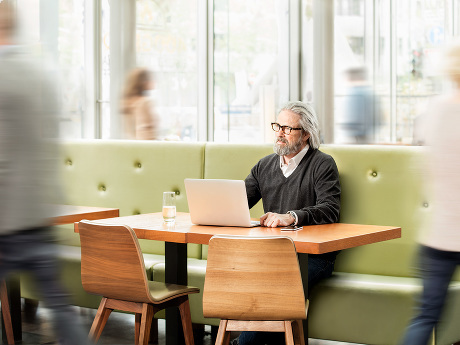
[57,140,205,258]
[203,143,430,278]
[55,140,437,278]
[322,145,427,277]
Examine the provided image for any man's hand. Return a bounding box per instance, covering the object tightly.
[260,212,295,227]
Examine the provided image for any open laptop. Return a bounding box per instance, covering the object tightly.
[184,179,260,227]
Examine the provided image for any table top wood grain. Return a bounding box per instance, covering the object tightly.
[74,212,401,254]
[51,205,119,225]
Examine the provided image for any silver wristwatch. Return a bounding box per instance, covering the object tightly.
[287,211,297,225]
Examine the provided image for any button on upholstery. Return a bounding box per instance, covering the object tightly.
[65,159,73,166]
[98,184,106,192]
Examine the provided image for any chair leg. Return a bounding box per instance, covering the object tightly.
[138,304,154,345]
[135,313,141,345]
[223,331,231,345]
[89,297,113,343]
[284,321,295,345]
[215,320,230,345]
[178,297,195,345]
[0,280,14,345]
[292,320,305,345]
[136,314,157,345]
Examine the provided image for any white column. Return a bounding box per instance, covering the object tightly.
[109,0,136,139]
[313,0,334,143]
[289,0,301,101]
[198,0,213,141]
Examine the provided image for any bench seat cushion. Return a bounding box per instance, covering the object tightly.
[308,272,460,345]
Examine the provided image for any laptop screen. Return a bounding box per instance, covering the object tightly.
[184,179,259,227]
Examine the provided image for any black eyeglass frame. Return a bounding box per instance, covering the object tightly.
[271,122,302,135]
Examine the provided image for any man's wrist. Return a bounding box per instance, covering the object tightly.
[287,211,298,225]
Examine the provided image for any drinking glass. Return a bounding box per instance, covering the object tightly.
[163,192,176,222]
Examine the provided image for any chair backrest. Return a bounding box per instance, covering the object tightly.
[203,235,306,321]
[79,220,153,304]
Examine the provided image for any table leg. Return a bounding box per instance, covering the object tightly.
[298,253,309,345]
[1,276,22,344]
[165,242,188,345]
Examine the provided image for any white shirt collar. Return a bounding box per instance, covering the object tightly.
[279,144,310,177]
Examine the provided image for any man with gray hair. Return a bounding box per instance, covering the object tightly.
[234,101,341,345]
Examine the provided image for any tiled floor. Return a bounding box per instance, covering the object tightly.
[5,304,358,345]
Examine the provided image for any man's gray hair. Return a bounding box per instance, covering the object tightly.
[278,101,321,149]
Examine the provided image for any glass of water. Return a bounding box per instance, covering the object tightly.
[163,192,176,223]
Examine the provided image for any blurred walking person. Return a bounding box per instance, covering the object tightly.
[400,41,460,345]
[0,3,90,344]
[338,66,382,144]
[121,67,159,140]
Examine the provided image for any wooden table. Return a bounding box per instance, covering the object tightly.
[75,212,400,253]
[75,212,401,345]
[2,205,119,344]
[50,205,120,225]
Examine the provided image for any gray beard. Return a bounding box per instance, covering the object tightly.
[273,136,304,156]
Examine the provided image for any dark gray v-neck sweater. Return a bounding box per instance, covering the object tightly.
[245,148,341,226]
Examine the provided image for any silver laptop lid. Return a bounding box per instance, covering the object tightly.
[184,179,259,227]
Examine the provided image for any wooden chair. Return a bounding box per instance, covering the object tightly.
[0,280,14,345]
[78,220,199,345]
[203,235,309,345]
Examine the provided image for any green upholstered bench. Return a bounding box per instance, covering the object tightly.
[21,140,206,314]
[175,143,460,345]
[20,140,460,345]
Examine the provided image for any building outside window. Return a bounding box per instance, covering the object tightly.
[13,0,460,144]
[17,0,88,138]
[136,0,199,141]
[213,0,287,143]
[333,0,454,144]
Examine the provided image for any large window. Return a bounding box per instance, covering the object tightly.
[393,0,449,143]
[213,0,287,143]
[136,0,199,141]
[333,0,456,144]
[13,0,460,144]
[17,0,89,138]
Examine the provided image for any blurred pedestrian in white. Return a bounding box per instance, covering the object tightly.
[400,40,460,345]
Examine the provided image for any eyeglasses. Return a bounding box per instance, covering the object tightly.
[271,122,302,135]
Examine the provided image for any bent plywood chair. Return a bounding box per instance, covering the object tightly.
[203,235,308,345]
[78,220,199,345]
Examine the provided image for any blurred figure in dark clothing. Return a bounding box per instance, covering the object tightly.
[339,66,382,144]
[0,3,90,344]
